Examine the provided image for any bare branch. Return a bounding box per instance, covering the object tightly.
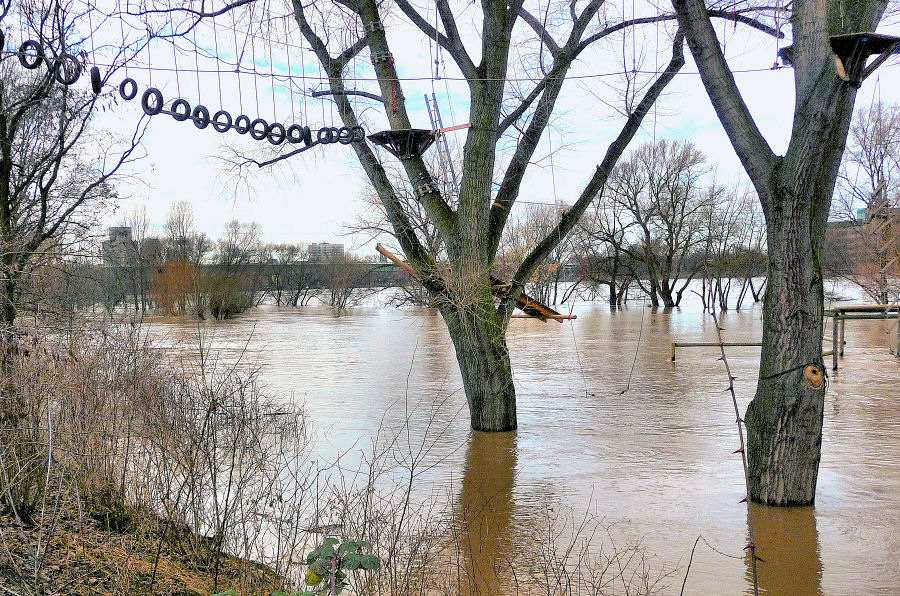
[510,30,686,292]
[671,0,776,188]
[394,0,477,80]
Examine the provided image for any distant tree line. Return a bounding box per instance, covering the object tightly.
[487,140,768,310]
[20,201,398,321]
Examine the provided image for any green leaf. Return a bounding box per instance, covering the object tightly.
[342,553,361,570]
[211,591,237,596]
[309,560,329,577]
[322,537,339,547]
[305,568,323,586]
[360,554,381,570]
[338,541,359,555]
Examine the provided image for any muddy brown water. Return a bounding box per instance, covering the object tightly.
[154,296,900,594]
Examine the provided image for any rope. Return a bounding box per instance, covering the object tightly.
[249,5,261,116]
[284,17,295,123]
[618,296,644,394]
[192,22,201,103]
[212,17,223,107]
[73,59,803,84]
[169,12,181,97]
[268,25,277,119]
[231,10,243,113]
[760,361,828,382]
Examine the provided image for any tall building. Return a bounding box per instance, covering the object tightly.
[101,227,136,265]
[308,242,345,262]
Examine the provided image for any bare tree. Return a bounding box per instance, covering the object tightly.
[147,0,776,431]
[500,202,576,306]
[0,1,147,335]
[209,219,263,317]
[580,187,636,306]
[287,0,690,431]
[671,0,891,505]
[606,140,712,307]
[165,200,211,265]
[262,242,307,305]
[348,168,443,307]
[697,185,762,311]
[828,102,900,303]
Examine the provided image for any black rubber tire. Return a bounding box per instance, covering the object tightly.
[90,66,102,94]
[249,118,269,141]
[212,110,232,133]
[119,78,138,100]
[54,53,82,85]
[234,115,251,134]
[18,40,43,69]
[192,105,211,129]
[141,88,164,116]
[267,122,286,145]
[171,99,191,122]
[317,127,338,144]
[337,127,354,145]
[286,124,312,145]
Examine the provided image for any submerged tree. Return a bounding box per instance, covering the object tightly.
[290,0,689,431]
[604,139,712,307]
[151,0,776,431]
[671,0,891,505]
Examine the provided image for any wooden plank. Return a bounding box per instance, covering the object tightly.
[376,243,420,280]
[376,243,569,323]
[832,304,899,313]
[434,123,471,134]
[673,342,762,348]
[511,313,576,320]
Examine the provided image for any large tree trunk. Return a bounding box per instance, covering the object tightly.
[745,177,828,505]
[672,0,887,506]
[658,280,677,308]
[439,300,517,432]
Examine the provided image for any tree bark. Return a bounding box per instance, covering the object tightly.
[745,178,828,504]
[439,300,516,431]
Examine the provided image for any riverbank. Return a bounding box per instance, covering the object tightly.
[0,505,280,595]
[0,324,308,595]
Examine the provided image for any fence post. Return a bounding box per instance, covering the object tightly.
[839,317,845,357]
[832,314,839,371]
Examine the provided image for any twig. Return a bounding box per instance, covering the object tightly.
[679,535,701,595]
[709,309,759,596]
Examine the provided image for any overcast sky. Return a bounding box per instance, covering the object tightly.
[82,1,900,253]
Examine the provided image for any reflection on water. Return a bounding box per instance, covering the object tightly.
[150,291,900,595]
[456,432,516,595]
[750,504,822,596]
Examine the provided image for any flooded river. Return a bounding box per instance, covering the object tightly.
[154,295,900,595]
